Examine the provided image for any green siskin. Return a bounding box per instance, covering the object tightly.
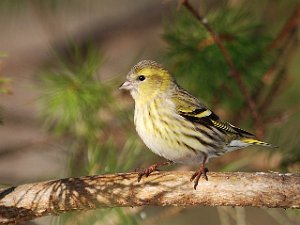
[120,60,274,189]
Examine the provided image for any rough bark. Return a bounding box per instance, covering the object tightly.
[0,172,300,224]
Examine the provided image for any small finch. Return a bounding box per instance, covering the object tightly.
[120,60,274,189]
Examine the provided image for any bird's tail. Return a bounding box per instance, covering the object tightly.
[226,138,276,152]
[240,138,276,148]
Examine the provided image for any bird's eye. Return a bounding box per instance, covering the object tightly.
[138,75,146,81]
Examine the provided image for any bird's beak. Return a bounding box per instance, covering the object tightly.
[119,80,133,91]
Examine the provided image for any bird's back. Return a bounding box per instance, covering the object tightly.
[172,87,273,152]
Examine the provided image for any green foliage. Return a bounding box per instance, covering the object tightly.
[37,43,141,225]
[0,77,10,94]
[0,52,7,57]
[0,53,10,95]
[38,45,110,136]
[86,136,143,174]
[163,7,273,111]
[0,52,10,124]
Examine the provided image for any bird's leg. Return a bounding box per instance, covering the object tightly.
[137,160,173,182]
[190,154,209,190]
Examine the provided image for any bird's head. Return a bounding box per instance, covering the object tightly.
[120,60,175,102]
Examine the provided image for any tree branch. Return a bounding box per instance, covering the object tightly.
[181,0,263,137]
[234,3,300,126]
[1,172,300,224]
[267,2,300,50]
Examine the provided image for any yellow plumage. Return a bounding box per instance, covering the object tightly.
[120,60,274,189]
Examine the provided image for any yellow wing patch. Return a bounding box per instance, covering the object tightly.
[194,109,212,118]
[241,138,274,147]
[179,109,212,118]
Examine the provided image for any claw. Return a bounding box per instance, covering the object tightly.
[190,172,198,182]
[190,167,209,190]
[203,167,209,181]
[137,165,158,182]
[136,160,173,182]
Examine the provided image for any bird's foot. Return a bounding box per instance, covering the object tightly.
[137,164,159,182]
[137,160,173,182]
[190,167,209,190]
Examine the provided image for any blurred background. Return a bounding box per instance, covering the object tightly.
[0,0,300,224]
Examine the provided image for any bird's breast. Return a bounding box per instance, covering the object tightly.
[133,98,216,164]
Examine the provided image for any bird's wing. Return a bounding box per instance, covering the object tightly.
[172,89,254,137]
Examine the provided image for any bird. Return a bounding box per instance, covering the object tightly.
[119,60,274,189]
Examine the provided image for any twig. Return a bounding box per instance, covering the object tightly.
[254,33,298,124]
[257,30,298,114]
[258,68,286,113]
[253,30,296,103]
[231,3,300,126]
[267,2,300,50]
[181,0,263,137]
[0,172,300,224]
